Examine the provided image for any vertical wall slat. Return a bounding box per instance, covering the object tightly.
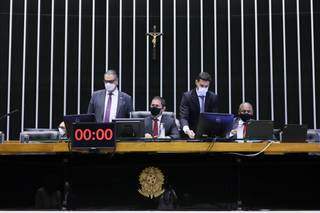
[63,0,68,115]
[106,0,109,70]
[132,0,136,109]
[200,0,203,73]
[310,0,317,128]
[6,0,13,140]
[146,0,149,110]
[49,0,55,128]
[241,0,245,102]
[21,0,28,131]
[214,0,217,94]
[119,0,122,90]
[187,0,190,91]
[254,0,259,120]
[269,0,274,121]
[296,0,302,125]
[282,0,288,124]
[160,0,163,97]
[227,0,231,113]
[77,0,82,114]
[91,0,95,94]
[35,0,41,128]
[173,0,177,114]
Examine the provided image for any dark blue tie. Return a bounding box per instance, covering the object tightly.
[199,96,205,113]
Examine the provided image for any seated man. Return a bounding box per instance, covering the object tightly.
[144,96,180,139]
[230,102,254,139]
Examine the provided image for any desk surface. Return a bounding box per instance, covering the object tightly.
[0,140,320,154]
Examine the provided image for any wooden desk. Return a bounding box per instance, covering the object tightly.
[1,140,320,154]
[1,141,320,210]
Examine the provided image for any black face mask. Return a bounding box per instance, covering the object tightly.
[150,107,162,117]
[239,113,253,122]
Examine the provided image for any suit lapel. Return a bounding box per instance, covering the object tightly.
[160,115,169,132]
[116,91,123,117]
[145,117,153,133]
[191,89,200,112]
[100,90,107,121]
[204,92,211,112]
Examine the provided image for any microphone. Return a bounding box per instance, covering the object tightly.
[0,109,19,121]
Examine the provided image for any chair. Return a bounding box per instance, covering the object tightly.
[20,128,60,143]
[130,111,180,130]
[307,129,320,142]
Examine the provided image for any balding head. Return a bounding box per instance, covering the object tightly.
[238,102,253,115]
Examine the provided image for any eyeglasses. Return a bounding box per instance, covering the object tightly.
[104,79,116,84]
[240,110,252,114]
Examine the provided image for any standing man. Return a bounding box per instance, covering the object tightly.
[179,72,218,139]
[87,70,133,122]
[144,96,180,139]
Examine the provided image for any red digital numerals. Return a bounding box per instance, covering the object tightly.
[74,128,113,142]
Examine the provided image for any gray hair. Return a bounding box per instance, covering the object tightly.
[104,70,118,81]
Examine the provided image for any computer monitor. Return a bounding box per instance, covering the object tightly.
[112,118,145,139]
[196,113,234,139]
[281,124,307,143]
[245,120,274,140]
[63,114,96,137]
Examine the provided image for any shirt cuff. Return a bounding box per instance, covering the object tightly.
[183,126,190,134]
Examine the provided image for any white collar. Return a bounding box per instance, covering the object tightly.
[107,88,119,95]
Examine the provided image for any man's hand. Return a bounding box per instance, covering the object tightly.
[186,129,195,139]
[145,133,153,139]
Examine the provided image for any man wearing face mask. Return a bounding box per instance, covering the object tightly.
[144,96,180,139]
[230,102,254,139]
[87,70,133,122]
[179,72,218,139]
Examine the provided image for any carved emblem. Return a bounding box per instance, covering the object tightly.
[138,167,165,199]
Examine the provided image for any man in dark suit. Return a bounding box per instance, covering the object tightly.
[87,70,133,122]
[179,72,218,139]
[145,96,180,139]
[230,102,254,139]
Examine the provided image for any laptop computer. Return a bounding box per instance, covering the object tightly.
[245,120,274,140]
[280,124,307,143]
[63,114,96,137]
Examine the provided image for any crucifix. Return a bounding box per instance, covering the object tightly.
[146,25,163,60]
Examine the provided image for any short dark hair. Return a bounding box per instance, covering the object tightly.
[152,96,166,108]
[196,72,212,82]
[104,69,118,81]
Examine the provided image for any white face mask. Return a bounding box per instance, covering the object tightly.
[197,87,208,96]
[58,127,66,136]
[105,82,116,92]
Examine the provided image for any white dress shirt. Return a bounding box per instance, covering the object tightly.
[229,119,245,141]
[103,89,119,122]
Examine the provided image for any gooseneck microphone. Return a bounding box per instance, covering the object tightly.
[0,109,19,121]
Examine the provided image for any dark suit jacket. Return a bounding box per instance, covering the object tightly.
[87,89,133,122]
[179,89,218,132]
[144,114,180,139]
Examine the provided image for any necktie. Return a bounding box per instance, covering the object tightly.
[104,92,113,122]
[153,118,159,138]
[243,122,248,138]
[199,96,205,113]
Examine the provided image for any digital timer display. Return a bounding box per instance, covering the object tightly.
[74,128,113,141]
[71,122,115,148]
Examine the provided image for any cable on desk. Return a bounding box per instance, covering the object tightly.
[228,141,275,157]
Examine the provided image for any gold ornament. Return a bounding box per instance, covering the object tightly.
[138,167,165,199]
